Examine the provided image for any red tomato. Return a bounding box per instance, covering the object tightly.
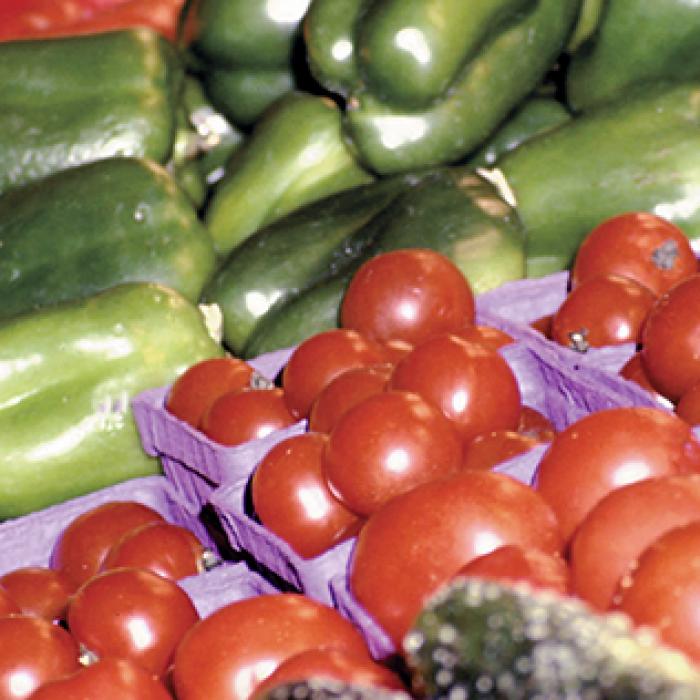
[516,405,557,442]
[455,544,570,594]
[452,324,514,351]
[349,470,562,647]
[462,430,541,472]
[308,364,392,434]
[67,567,200,677]
[101,521,209,581]
[282,329,386,420]
[251,432,363,559]
[677,381,700,426]
[0,567,75,621]
[530,314,553,337]
[619,351,665,398]
[533,407,700,544]
[615,520,700,664]
[379,339,414,365]
[200,388,297,447]
[251,648,406,699]
[569,474,700,611]
[28,657,173,700]
[571,211,697,297]
[641,274,700,402]
[549,274,656,351]
[340,249,475,346]
[50,501,165,587]
[166,357,256,428]
[389,334,521,443]
[0,615,80,699]
[323,390,464,517]
[0,588,19,618]
[171,593,370,700]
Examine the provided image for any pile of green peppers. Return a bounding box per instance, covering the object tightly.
[2,0,700,517]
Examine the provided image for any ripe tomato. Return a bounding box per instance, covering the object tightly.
[165,357,257,428]
[50,501,165,587]
[619,351,664,397]
[549,274,656,351]
[676,380,700,425]
[28,657,173,700]
[641,274,700,402]
[389,334,521,443]
[0,588,19,618]
[615,520,700,664]
[323,390,464,517]
[0,567,75,621]
[454,544,570,594]
[571,211,697,297]
[100,521,209,581]
[569,474,700,611]
[251,648,406,699]
[452,324,514,351]
[462,430,541,472]
[530,314,553,337]
[516,405,556,442]
[281,329,386,420]
[67,567,200,677]
[200,388,297,447]
[533,406,700,544]
[171,593,370,700]
[340,249,475,346]
[308,364,392,434]
[349,470,562,647]
[250,432,363,559]
[0,615,80,699]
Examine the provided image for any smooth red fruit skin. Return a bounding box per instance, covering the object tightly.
[171,593,370,700]
[0,587,20,618]
[534,406,700,544]
[0,615,80,699]
[340,248,475,346]
[390,334,521,443]
[462,430,541,472]
[570,474,700,611]
[453,324,514,351]
[349,470,562,647]
[677,381,700,426]
[0,567,75,621]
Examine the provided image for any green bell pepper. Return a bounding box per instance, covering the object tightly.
[0,283,223,519]
[0,28,183,196]
[566,0,700,111]
[181,0,313,128]
[304,0,582,174]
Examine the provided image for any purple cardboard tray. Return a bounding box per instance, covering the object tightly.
[0,475,276,618]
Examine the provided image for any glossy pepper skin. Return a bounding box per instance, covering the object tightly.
[0,283,223,519]
[304,0,582,174]
[205,91,374,258]
[566,0,700,111]
[180,0,313,128]
[496,81,700,277]
[0,28,183,196]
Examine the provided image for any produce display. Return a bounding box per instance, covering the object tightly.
[2,0,700,698]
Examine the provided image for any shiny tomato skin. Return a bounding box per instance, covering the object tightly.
[165,357,255,428]
[67,567,200,678]
[340,248,475,346]
[349,470,562,647]
[251,432,363,559]
[462,430,541,472]
[533,406,700,544]
[28,657,173,700]
[619,351,665,397]
[0,614,80,699]
[549,274,656,350]
[100,521,207,581]
[641,274,700,402]
[569,474,700,611]
[455,544,570,594]
[677,381,700,426]
[389,334,521,443]
[452,324,514,351]
[0,567,75,621]
[200,388,297,447]
[282,329,387,420]
[171,593,370,700]
[50,501,165,587]
[308,364,393,434]
[0,587,19,618]
[323,390,464,517]
[251,648,406,698]
[571,211,697,297]
[615,520,700,664]
[517,405,557,442]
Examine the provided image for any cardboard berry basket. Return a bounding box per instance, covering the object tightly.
[0,475,276,619]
